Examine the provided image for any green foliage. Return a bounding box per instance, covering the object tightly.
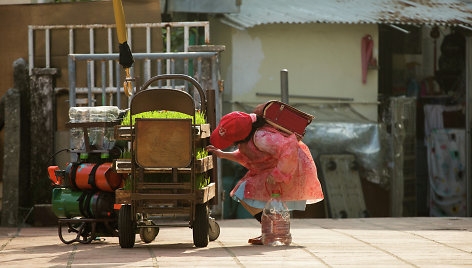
[121,110,206,125]
[123,176,131,190]
[195,174,210,189]
[196,148,208,159]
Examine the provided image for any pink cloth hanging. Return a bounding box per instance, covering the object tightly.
[361,34,374,84]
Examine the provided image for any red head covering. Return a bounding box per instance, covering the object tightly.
[210,112,257,149]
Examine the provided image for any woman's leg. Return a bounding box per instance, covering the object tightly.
[239,199,262,221]
[239,200,263,245]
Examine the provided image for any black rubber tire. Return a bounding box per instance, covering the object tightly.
[139,227,159,243]
[192,203,209,247]
[208,218,220,241]
[118,205,136,248]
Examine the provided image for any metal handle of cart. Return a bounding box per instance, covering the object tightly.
[140,74,207,114]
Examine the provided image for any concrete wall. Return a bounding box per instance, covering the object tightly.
[210,20,379,121]
[0,0,161,97]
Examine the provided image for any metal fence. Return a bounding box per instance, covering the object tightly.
[28,21,210,90]
[68,52,221,112]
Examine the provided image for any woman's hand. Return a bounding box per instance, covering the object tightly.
[206,145,223,158]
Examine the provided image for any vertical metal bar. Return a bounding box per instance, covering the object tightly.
[171,59,175,89]
[115,61,121,109]
[166,26,171,87]
[68,55,77,163]
[69,28,74,54]
[157,59,162,87]
[87,60,92,106]
[127,27,132,49]
[127,25,134,95]
[108,28,114,89]
[466,37,472,217]
[184,57,189,92]
[101,61,106,106]
[214,55,223,215]
[204,23,210,44]
[127,27,133,105]
[184,26,189,52]
[184,26,189,91]
[45,28,50,68]
[28,26,34,75]
[280,69,289,104]
[68,55,76,108]
[211,56,220,123]
[197,58,202,83]
[130,67,135,95]
[89,28,95,102]
[145,26,151,81]
[212,57,217,88]
[206,89,218,204]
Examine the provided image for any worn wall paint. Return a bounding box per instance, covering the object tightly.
[231,30,265,96]
[212,21,379,121]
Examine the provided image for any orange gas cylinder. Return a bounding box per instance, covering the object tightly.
[64,163,123,192]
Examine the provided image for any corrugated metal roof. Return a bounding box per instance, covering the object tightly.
[221,0,472,29]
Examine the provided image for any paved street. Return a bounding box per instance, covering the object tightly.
[1,217,472,267]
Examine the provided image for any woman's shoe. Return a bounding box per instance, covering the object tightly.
[248,235,263,245]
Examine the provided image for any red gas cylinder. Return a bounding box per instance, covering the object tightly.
[63,163,123,192]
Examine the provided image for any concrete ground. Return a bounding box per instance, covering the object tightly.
[1,217,472,267]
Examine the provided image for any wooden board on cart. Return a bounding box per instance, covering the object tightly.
[113,155,213,174]
[136,118,192,168]
[115,182,216,204]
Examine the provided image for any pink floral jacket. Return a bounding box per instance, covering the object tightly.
[229,126,324,203]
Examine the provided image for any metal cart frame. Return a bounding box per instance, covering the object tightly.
[115,74,219,248]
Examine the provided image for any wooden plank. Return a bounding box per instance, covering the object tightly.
[114,156,212,174]
[195,155,213,172]
[137,182,192,190]
[114,159,192,174]
[197,124,211,139]
[197,182,215,204]
[139,207,191,215]
[136,119,192,168]
[114,123,210,141]
[131,193,194,201]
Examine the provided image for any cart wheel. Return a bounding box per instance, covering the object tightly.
[118,205,136,248]
[193,203,209,247]
[140,227,159,243]
[208,217,220,241]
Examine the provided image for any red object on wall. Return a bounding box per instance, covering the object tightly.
[361,34,374,84]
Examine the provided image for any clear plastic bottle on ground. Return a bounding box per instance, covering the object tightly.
[261,190,292,246]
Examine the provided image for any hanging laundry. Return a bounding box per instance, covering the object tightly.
[361,34,376,84]
[427,129,466,217]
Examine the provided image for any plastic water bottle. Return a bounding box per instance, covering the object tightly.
[69,107,90,150]
[261,190,292,246]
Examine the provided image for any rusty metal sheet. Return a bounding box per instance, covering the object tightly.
[222,0,472,29]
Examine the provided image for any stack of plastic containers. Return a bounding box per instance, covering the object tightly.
[69,106,120,156]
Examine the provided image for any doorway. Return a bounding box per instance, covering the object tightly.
[378,24,467,217]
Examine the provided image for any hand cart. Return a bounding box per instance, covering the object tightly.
[114,74,220,248]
